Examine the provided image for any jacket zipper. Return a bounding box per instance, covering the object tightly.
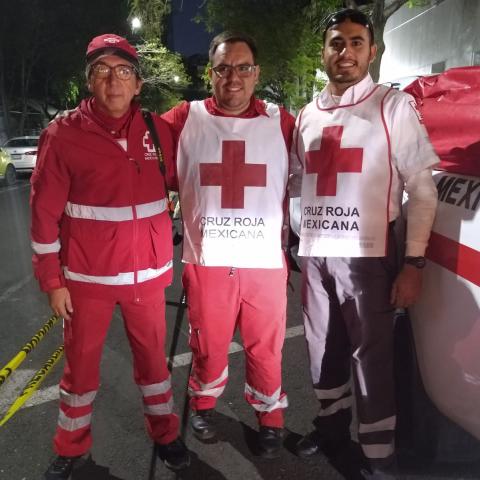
[85,116,142,300]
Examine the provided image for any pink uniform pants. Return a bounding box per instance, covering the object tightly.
[182,263,288,428]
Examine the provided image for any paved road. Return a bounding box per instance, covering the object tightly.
[0,179,479,480]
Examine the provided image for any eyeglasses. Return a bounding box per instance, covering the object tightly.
[90,63,138,80]
[212,64,257,78]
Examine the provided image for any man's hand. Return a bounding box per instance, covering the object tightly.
[390,265,423,308]
[48,287,74,320]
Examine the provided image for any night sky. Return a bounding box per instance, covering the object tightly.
[167,0,213,57]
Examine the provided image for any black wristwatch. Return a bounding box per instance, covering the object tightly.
[404,256,426,269]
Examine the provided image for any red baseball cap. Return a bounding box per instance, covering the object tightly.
[86,34,139,67]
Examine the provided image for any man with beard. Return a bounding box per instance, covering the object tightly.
[291,9,438,478]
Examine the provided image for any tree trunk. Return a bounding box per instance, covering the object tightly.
[0,47,11,140]
[18,57,27,136]
[370,0,386,82]
[18,55,34,136]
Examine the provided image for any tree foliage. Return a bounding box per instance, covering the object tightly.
[129,0,171,41]
[128,0,191,112]
[137,40,190,112]
[0,0,131,136]
[0,0,189,137]
[0,0,431,138]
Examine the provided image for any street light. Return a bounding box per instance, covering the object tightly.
[131,16,142,32]
[173,75,180,83]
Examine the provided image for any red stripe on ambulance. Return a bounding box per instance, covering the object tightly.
[427,231,480,287]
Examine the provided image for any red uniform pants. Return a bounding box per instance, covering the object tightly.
[54,281,179,457]
[182,263,288,428]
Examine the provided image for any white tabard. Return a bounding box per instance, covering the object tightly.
[296,85,394,257]
[177,101,288,268]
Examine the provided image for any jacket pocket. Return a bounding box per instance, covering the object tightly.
[66,220,122,275]
[149,213,173,269]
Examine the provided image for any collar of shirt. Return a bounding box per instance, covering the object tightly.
[87,97,137,137]
[204,96,269,118]
[318,73,376,109]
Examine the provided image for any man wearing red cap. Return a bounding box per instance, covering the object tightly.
[31,34,190,479]
[162,31,294,458]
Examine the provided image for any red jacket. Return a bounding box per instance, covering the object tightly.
[30,99,175,296]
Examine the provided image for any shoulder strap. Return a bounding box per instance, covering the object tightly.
[142,109,166,177]
[141,109,177,218]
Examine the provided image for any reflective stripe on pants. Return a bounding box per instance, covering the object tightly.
[53,286,178,456]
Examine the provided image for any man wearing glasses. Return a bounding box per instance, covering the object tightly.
[290,9,438,478]
[31,34,190,479]
[162,31,295,457]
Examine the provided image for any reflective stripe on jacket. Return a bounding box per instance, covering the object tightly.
[31,99,175,292]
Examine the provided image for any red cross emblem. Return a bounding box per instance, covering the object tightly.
[199,140,267,209]
[305,125,363,196]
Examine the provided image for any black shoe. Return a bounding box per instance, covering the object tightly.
[361,468,396,480]
[258,426,283,458]
[156,437,190,471]
[190,408,217,441]
[295,431,322,458]
[360,452,397,479]
[295,430,351,458]
[44,455,82,479]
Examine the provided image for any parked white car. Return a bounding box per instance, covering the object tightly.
[2,136,40,171]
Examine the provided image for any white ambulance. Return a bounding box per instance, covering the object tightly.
[405,66,480,442]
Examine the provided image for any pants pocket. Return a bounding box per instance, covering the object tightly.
[189,327,205,358]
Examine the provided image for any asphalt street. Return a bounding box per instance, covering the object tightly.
[0,178,479,480]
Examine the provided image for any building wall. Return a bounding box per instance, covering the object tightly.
[379,0,480,83]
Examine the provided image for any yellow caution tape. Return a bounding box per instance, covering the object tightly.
[0,315,61,388]
[0,345,64,427]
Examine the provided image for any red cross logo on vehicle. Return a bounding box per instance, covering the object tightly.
[199,140,267,209]
[305,125,363,196]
